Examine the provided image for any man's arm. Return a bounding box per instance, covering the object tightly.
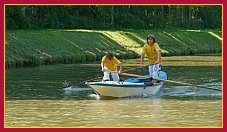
[101,61,105,71]
[118,63,122,73]
[155,50,161,64]
[140,53,145,68]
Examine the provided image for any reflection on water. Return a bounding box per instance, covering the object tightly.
[5,56,222,127]
[5,98,222,127]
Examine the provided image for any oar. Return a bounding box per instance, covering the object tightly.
[121,73,222,91]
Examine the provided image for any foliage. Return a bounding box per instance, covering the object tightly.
[5,5,222,30]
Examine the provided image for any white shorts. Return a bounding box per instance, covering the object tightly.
[102,66,120,81]
[148,63,161,78]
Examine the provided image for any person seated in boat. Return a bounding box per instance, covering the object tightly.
[101,52,123,82]
[140,34,162,85]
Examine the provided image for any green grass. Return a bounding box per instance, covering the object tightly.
[5,29,222,68]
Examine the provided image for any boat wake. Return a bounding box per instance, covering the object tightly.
[88,94,100,100]
[160,82,222,99]
[63,86,92,95]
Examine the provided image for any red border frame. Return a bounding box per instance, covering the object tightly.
[1,0,225,132]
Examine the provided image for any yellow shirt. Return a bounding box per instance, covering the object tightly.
[102,55,121,71]
[142,43,161,64]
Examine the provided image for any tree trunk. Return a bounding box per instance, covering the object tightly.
[111,6,114,27]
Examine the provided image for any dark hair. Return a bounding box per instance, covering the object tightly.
[106,52,113,59]
[147,34,156,44]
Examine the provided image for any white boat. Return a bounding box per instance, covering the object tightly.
[85,71,167,98]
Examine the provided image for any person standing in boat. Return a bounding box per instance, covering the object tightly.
[101,52,123,82]
[140,34,161,83]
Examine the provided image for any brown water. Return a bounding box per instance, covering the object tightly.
[5,55,222,127]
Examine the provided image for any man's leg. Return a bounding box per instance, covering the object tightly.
[102,67,110,81]
[111,72,120,81]
[148,64,160,83]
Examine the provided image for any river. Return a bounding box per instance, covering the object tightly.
[5,55,222,127]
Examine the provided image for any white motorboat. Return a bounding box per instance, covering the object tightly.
[85,71,167,98]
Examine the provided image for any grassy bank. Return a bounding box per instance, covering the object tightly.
[5,29,222,68]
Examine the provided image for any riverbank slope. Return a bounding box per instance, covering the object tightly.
[5,29,222,68]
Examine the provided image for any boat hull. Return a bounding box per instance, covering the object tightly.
[85,71,167,98]
[86,81,164,97]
